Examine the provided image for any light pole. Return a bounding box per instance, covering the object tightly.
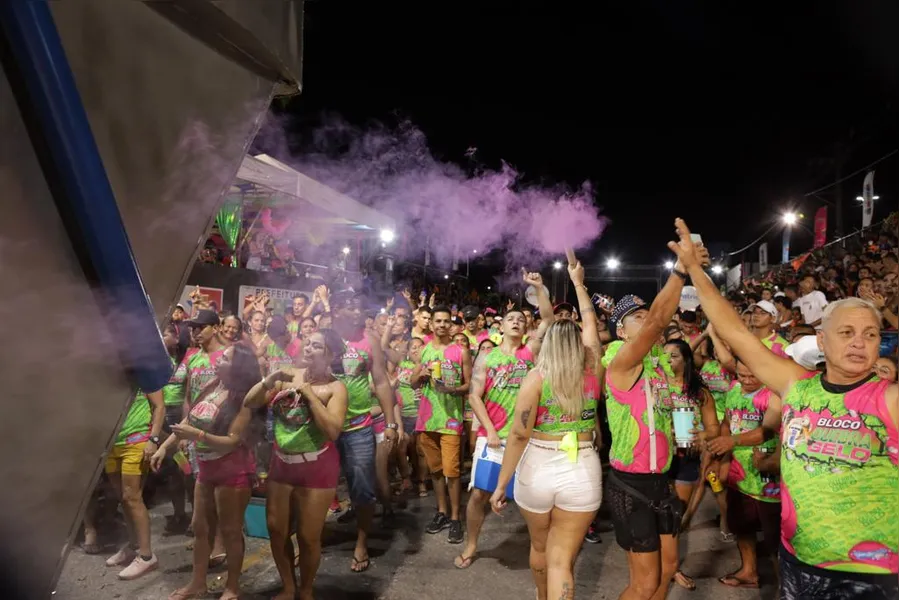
[552,261,562,302]
[782,212,797,263]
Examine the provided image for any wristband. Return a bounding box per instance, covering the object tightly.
[672,269,688,281]
[385,423,398,430]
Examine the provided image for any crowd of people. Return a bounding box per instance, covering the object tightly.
[83,215,897,600]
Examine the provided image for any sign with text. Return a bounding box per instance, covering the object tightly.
[238,285,316,319]
[759,243,768,273]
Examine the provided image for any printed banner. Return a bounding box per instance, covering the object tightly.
[862,171,875,228]
[813,206,828,248]
[758,243,768,273]
[726,264,742,292]
[238,285,316,319]
[178,286,224,316]
[679,286,700,311]
[781,227,791,264]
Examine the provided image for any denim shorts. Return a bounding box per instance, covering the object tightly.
[337,426,377,505]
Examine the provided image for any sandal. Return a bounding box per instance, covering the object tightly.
[674,570,696,591]
[720,530,735,543]
[718,573,759,589]
[168,588,207,600]
[453,554,476,569]
[351,554,370,573]
[82,542,102,555]
[208,553,226,568]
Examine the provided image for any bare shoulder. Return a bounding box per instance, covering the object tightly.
[887,383,899,428]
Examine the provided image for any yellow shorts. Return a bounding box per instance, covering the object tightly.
[105,442,148,476]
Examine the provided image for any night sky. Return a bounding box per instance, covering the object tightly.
[278,1,899,296]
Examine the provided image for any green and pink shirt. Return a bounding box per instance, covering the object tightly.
[477,345,535,439]
[533,373,599,435]
[336,336,375,432]
[723,384,780,502]
[417,342,465,435]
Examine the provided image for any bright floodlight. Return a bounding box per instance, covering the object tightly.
[379,229,396,244]
[553,261,563,270]
[342,246,351,255]
[664,260,674,270]
[444,274,449,280]
[783,212,798,226]
[473,249,478,254]
[711,265,724,275]
[487,286,492,290]
[606,258,620,270]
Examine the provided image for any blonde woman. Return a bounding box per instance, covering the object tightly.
[491,257,602,600]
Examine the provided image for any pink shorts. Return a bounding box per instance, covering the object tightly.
[268,443,339,489]
[197,446,254,488]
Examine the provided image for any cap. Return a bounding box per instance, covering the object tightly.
[461,305,481,321]
[553,302,575,315]
[785,335,824,370]
[175,303,186,311]
[610,295,647,330]
[748,300,778,318]
[187,309,219,328]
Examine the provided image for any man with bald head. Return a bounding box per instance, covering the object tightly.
[673,219,898,600]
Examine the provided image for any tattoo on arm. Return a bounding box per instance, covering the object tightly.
[520,408,531,429]
[559,581,572,600]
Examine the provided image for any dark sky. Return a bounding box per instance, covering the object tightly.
[281,0,899,294]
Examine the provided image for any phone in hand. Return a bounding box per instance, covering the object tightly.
[591,293,614,312]
[690,233,703,245]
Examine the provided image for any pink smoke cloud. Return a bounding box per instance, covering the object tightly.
[257,115,608,268]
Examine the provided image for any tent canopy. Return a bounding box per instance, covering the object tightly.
[234,153,395,234]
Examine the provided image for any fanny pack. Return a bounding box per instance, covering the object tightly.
[608,470,683,535]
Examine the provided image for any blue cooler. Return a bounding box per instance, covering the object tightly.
[472,441,515,500]
[244,497,269,539]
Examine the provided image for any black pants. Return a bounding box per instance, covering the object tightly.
[781,551,899,600]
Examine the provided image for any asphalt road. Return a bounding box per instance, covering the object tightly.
[55,484,777,600]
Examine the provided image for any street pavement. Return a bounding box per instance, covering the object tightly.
[55,484,777,600]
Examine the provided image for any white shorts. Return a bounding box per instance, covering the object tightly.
[513,439,602,514]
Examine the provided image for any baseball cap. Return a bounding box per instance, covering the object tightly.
[461,305,481,321]
[748,300,778,318]
[187,309,219,328]
[553,302,575,315]
[610,295,648,330]
[785,335,825,370]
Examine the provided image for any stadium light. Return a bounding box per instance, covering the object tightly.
[606,258,620,270]
[379,229,396,244]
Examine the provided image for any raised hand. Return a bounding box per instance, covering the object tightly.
[522,267,543,288]
[568,260,585,287]
[666,218,698,270]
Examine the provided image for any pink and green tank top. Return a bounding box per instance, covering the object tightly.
[264,342,293,376]
[116,392,152,445]
[477,345,534,438]
[270,387,328,454]
[780,373,898,574]
[417,342,465,435]
[700,360,734,422]
[162,355,186,407]
[533,373,599,435]
[396,359,421,419]
[463,329,490,352]
[188,382,234,460]
[336,336,374,432]
[176,348,224,405]
[723,384,780,502]
[604,342,675,474]
[761,331,789,359]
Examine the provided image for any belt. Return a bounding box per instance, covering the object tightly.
[276,444,330,464]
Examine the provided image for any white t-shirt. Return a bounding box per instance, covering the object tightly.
[798,291,828,325]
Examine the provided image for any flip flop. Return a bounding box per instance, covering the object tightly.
[453,554,476,569]
[720,530,735,543]
[208,553,227,568]
[351,554,370,573]
[718,574,759,589]
[674,570,696,591]
[168,588,207,600]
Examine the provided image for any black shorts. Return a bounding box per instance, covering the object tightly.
[668,451,701,484]
[607,469,680,553]
[725,487,780,553]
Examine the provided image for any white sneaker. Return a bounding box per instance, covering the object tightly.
[105,546,136,567]
[117,554,158,580]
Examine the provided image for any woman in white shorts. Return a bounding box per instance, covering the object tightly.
[491,256,603,600]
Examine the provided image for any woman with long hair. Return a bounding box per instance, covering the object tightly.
[151,342,261,600]
[662,338,719,590]
[242,329,348,600]
[491,258,602,600]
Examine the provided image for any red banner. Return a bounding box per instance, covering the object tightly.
[814,207,828,248]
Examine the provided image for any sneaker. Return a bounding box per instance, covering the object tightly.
[105,546,136,567]
[584,525,602,544]
[425,512,450,534]
[447,520,463,544]
[117,554,158,580]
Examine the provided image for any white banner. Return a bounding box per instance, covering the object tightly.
[726,264,743,292]
[758,242,768,273]
[862,170,875,228]
[238,285,316,319]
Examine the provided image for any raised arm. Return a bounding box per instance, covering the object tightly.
[609,225,692,385]
[566,251,601,373]
[671,219,807,398]
[523,268,555,356]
